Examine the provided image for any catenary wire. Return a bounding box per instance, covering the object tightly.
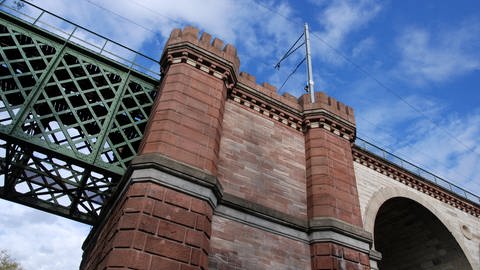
[251,0,480,157]
[274,33,304,69]
[82,0,158,35]
[278,57,306,92]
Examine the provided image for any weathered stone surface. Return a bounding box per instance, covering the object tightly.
[355,162,480,270]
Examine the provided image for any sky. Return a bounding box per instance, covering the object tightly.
[0,0,479,269]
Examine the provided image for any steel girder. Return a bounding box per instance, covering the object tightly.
[0,10,159,224]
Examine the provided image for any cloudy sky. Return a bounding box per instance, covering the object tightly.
[0,0,479,269]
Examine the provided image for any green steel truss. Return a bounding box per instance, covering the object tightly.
[0,11,159,224]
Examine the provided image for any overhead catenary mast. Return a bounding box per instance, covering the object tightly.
[304,23,315,103]
[274,23,315,103]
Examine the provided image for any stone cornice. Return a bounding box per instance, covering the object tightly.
[216,196,372,253]
[161,42,237,90]
[230,84,304,132]
[309,217,372,244]
[131,153,224,204]
[158,46,357,140]
[352,146,480,217]
[303,109,356,141]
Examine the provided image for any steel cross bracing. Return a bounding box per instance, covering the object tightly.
[0,10,159,224]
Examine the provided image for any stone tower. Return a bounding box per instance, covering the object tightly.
[80,26,376,270]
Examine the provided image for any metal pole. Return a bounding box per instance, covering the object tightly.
[304,23,315,103]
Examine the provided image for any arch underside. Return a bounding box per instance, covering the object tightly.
[374,197,473,270]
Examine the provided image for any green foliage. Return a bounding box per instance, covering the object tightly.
[0,250,23,270]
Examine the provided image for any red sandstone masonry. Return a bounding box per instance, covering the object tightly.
[209,215,311,269]
[83,26,233,270]
[217,100,307,220]
[302,91,362,226]
[83,25,371,270]
[311,243,370,270]
[300,92,355,123]
[301,92,368,269]
[165,26,240,73]
[81,182,213,270]
[238,71,302,110]
[139,62,227,175]
[305,128,363,226]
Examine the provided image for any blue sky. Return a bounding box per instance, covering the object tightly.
[0,0,479,269]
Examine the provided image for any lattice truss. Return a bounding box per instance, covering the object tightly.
[0,14,158,224]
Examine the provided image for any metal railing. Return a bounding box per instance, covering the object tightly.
[0,0,161,79]
[355,137,480,206]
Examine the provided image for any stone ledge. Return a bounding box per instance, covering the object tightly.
[309,217,372,244]
[215,203,372,253]
[82,154,223,253]
[220,193,307,230]
[370,249,382,260]
[214,205,309,243]
[131,153,223,201]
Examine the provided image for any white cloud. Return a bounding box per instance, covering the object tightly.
[312,0,381,64]
[31,0,299,64]
[394,112,480,195]
[396,21,480,84]
[0,1,304,269]
[352,36,375,58]
[0,200,90,270]
[355,90,480,197]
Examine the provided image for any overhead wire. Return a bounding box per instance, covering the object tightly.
[27,0,479,185]
[274,33,304,69]
[310,31,479,156]
[278,57,306,92]
[82,0,158,35]
[42,0,480,159]
[79,0,301,86]
[355,117,477,185]
[126,0,279,72]
[251,0,480,157]
[129,0,184,25]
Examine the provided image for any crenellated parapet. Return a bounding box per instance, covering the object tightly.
[165,26,240,70]
[301,92,356,141]
[160,26,355,142]
[160,26,239,92]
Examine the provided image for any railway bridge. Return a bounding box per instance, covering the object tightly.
[0,2,479,269]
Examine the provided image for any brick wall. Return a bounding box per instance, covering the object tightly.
[78,25,480,270]
[218,101,307,220]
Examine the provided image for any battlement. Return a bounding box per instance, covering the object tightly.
[165,26,240,71]
[238,71,301,110]
[163,26,353,125]
[299,92,355,124]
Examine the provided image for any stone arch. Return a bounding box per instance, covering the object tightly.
[363,186,477,269]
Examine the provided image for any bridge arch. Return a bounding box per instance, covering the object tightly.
[363,187,476,269]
